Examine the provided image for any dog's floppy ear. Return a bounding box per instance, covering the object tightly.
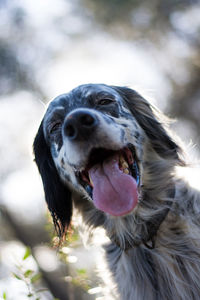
[33,120,72,239]
[114,86,184,165]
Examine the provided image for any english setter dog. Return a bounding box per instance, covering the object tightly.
[33,84,200,300]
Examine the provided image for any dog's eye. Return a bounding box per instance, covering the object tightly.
[97,98,115,106]
[49,121,62,134]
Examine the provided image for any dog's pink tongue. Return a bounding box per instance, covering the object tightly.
[88,155,138,216]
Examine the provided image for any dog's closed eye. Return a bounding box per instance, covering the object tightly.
[49,121,62,135]
[97,98,115,106]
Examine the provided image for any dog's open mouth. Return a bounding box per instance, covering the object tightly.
[78,145,140,216]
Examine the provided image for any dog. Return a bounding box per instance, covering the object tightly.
[33,84,200,300]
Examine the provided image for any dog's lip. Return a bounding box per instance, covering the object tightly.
[86,146,135,170]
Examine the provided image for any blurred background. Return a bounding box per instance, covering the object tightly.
[0,0,200,299]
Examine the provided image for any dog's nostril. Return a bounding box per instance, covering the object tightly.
[80,114,95,127]
[64,110,99,141]
[65,124,76,138]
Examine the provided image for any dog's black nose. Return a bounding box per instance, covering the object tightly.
[64,110,99,141]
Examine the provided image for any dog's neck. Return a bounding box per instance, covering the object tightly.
[104,179,200,300]
[110,206,170,250]
[108,187,175,251]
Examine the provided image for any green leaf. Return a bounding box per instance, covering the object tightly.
[77,269,87,275]
[24,269,34,278]
[31,273,42,283]
[3,292,7,300]
[12,273,22,280]
[27,293,33,297]
[23,247,31,260]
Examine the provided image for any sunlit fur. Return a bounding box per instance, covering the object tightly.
[34,84,200,300]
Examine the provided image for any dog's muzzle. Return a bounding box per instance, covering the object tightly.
[62,108,140,217]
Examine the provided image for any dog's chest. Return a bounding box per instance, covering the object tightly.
[105,246,157,300]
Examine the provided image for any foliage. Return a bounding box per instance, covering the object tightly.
[12,247,53,300]
[2,292,7,300]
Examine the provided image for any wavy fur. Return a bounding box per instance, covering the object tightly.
[33,84,200,299]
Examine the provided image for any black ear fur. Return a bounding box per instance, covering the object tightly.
[33,121,72,238]
[114,86,184,165]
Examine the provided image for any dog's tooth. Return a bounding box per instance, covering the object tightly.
[119,155,124,164]
[122,161,128,169]
[124,168,129,174]
[120,155,129,168]
[89,174,94,186]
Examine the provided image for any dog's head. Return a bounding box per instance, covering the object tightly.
[34,84,184,248]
